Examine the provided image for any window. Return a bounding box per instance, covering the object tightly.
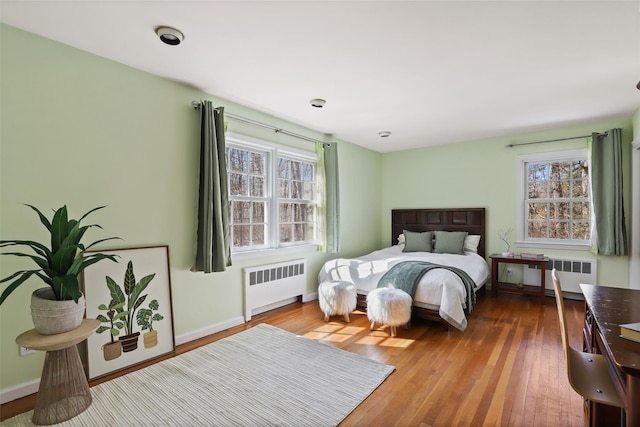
[517,150,591,249]
[226,134,318,253]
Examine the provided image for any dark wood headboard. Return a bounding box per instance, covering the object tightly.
[391,208,486,258]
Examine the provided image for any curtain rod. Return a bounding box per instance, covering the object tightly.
[506,132,606,148]
[192,101,326,145]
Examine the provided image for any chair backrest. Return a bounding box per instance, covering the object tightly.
[551,269,571,369]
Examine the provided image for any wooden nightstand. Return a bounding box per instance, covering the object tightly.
[489,254,549,304]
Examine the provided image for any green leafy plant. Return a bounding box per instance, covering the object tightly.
[0,205,119,304]
[137,299,164,332]
[106,260,155,335]
[96,300,128,343]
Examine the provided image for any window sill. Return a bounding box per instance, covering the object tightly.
[231,244,320,261]
[515,241,591,251]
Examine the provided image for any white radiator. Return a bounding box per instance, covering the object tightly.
[244,259,307,321]
[523,257,597,296]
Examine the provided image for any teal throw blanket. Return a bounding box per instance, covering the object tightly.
[377,261,477,313]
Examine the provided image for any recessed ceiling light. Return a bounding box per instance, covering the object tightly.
[310,98,326,108]
[156,26,184,46]
[378,131,392,138]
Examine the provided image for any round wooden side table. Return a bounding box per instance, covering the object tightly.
[16,319,100,425]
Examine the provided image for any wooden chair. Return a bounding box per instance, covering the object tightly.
[551,269,625,413]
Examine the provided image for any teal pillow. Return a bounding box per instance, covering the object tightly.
[433,231,468,254]
[402,230,433,252]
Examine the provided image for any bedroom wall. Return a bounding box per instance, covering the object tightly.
[0,24,382,396]
[380,117,634,288]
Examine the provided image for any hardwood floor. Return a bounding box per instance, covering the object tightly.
[1,292,585,426]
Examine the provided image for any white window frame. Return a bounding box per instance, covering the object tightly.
[226,133,319,259]
[515,149,591,251]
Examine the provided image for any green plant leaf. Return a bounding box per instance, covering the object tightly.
[124,261,136,296]
[50,205,69,254]
[98,304,109,310]
[106,276,126,306]
[0,270,37,304]
[96,326,110,334]
[111,328,120,336]
[152,314,164,322]
[53,275,81,301]
[96,314,109,322]
[24,204,52,232]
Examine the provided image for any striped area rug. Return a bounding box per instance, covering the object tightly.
[4,324,394,426]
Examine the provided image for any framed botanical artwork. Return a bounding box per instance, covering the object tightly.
[83,245,175,379]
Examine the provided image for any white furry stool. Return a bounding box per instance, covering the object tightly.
[366,288,412,337]
[318,281,357,322]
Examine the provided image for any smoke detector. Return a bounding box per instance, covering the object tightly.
[310,98,326,108]
[156,26,184,45]
[378,131,392,138]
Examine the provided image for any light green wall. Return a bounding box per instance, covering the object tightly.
[381,118,634,287]
[0,24,382,392]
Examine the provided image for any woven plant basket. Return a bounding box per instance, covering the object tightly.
[30,288,85,335]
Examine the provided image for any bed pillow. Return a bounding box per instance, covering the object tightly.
[397,233,405,245]
[433,231,468,254]
[463,235,481,253]
[402,230,433,252]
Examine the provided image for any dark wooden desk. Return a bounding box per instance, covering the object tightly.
[580,284,640,427]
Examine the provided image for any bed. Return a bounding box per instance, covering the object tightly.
[318,208,490,331]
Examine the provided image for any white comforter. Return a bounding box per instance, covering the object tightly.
[318,245,490,331]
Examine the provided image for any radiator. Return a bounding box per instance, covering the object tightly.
[523,257,597,296]
[244,259,307,321]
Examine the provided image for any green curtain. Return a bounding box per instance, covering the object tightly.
[590,128,628,255]
[194,102,231,272]
[315,143,327,252]
[323,142,340,253]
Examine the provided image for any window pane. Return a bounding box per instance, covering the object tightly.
[303,163,314,181]
[278,179,289,198]
[306,222,315,240]
[280,203,292,222]
[528,221,547,238]
[233,201,250,223]
[233,225,250,247]
[572,160,588,179]
[250,152,265,174]
[573,221,590,240]
[291,181,303,199]
[278,158,289,178]
[253,202,265,223]
[550,202,570,219]
[228,149,248,173]
[572,179,589,198]
[304,182,314,199]
[572,202,589,220]
[549,221,569,239]
[252,224,265,245]
[280,224,292,243]
[549,180,570,198]
[293,203,306,222]
[291,161,302,180]
[294,224,306,241]
[551,162,571,180]
[250,176,264,197]
[528,202,547,220]
[229,173,247,196]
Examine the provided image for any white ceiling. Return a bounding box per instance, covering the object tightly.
[1,1,639,153]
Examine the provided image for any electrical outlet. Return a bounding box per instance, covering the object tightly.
[19,346,35,356]
[506,267,513,276]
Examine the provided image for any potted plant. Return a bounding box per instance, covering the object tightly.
[96,299,128,361]
[137,299,164,349]
[0,204,119,334]
[105,260,155,352]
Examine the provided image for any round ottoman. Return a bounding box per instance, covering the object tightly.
[366,288,412,337]
[318,281,357,322]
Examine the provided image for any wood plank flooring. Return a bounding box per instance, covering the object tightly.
[1,291,585,426]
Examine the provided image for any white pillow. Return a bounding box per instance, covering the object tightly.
[397,233,405,245]
[464,235,481,253]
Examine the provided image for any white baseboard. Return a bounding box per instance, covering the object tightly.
[174,316,245,346]
[303,292,318,303]
[0,379,40,405]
